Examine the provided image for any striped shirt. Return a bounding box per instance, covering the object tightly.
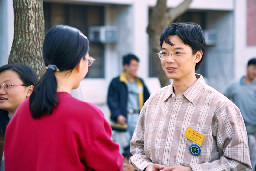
[130,75,251,171]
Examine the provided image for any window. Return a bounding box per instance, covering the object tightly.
[44,3,105,78]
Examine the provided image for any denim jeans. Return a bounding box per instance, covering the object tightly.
[112,113,140,155]
[127,113,140,140]
[112,131,129,155]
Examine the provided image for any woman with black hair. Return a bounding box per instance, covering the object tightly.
[0,64,38,171]
[4,25,123,171]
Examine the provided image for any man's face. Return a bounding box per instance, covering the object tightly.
[160,35,202,81]
[124,59,139,78]
[247,64,256,80]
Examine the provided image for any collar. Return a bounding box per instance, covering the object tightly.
[120,71,128,84]
[240,76,256,86]
[162,84,175,102]
[163,74,206,105]
[120,71,141,85]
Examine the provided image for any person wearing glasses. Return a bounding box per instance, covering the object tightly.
[0,64,38,171]
[224,57,256,171]
[130,23,251,171]
[4,25,123,171]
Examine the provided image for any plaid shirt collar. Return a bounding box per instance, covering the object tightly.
[163,74,205,105]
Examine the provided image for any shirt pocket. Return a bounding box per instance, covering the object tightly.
[184,129,214,164]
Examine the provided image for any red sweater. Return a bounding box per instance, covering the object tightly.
[4,92,123,171]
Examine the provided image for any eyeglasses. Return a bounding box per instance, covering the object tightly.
[0,83,25,91]
[157,51,186,60]
[88,56,95,67]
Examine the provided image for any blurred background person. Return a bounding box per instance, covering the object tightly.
[0,64,38,171]
[224,57,256,171]
[107,54,150,166]
[4,25,123,171]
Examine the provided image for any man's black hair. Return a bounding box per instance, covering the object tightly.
[122,53,140,66]
[247,57,256,66]
[160,22,206,71]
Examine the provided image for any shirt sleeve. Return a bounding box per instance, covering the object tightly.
[190,101,252,171]
[83,114,124,171]
[130,102,153,171]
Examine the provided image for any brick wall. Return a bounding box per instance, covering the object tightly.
[247,0,256,46]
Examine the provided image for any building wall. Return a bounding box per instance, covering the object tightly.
[71,4,136,105]
[148,0,233,10]
[71,0,237,118]
[247,0,256,46]
[246,0,256,67]
[234,0,256,79]
[71,2,158,117]
[0,0,14,66]
[206,11,234,93]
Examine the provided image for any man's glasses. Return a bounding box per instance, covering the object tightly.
[157,51,186,60]
[0,83,25,91]
[88,56,95,67]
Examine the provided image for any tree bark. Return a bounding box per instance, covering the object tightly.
[148,0,193,87]
[8,0,45,78]
[147,0,170,87]
[167,0,193,24]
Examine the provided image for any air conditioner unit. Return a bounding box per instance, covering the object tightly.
[204,30,217,46]
[89,26,118,43]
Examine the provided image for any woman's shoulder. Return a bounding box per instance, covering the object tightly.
[57,92,104,120]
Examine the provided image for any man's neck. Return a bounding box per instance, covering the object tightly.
[172,74,197,95]
[125,72,136,82]
[244,76,254,84]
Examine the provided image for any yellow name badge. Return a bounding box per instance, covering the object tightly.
[185,127,205,146]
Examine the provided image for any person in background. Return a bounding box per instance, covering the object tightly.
[107,54,150,165]
[4,25,123,171]
[0,64,38,171]
[130,22,251,171]
[224,57,256,171]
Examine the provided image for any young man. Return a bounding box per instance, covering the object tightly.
[130,23,251,171]
[224,57,256,170]
[107,54,150,156]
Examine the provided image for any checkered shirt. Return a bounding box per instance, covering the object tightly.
[130,75,251,171]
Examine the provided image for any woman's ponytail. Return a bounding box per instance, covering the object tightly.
[29,68,58,118]
[29,25,89,118]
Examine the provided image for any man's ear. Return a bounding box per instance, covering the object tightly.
[195,51,203,63]
[26,85,34,98]
[123,64,128,71]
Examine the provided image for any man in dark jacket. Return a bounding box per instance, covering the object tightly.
[107,53,150,156]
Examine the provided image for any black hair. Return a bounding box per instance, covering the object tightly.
[160,22,206,70]
[122,53,140,66]
[0,64,38,136]
[0,109,9,136]
[0,64,38,86]
[29,25,89,118]
[247,57,256,66]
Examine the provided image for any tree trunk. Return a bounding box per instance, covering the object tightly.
[148,0,193,87]
[167,0,193,24]
[8,0,45,78]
